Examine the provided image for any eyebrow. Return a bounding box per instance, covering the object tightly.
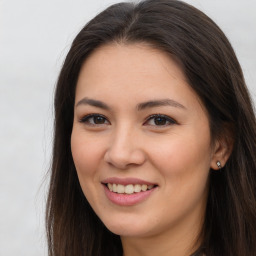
[76,97,110,109]
[75,97,185,110]
[137,99,186,110]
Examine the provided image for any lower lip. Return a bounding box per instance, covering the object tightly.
[103,185,156,206]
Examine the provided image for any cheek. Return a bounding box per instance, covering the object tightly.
[70,131,105,205]
[148,136,211,220]
[70,131,106,187]
[71,130,101,169]
[148,131,212,186]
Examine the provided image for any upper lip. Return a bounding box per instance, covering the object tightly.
[101,177,157,186]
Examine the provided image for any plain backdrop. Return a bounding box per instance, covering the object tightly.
[0,0,255,255]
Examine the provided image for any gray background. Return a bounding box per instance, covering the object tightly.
[0,0,255,255]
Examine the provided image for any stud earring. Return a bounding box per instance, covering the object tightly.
[216,161,222,170]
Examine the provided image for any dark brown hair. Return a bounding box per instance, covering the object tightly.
[46,0,256,255]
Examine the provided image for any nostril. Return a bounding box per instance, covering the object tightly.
[104,147,146,169]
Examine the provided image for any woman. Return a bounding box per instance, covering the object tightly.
[46,0,256,255]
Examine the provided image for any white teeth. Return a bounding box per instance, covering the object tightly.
[117,184,125,194]
[141,184,147,191]
[112,184,117,193]
[107,183,154,194]
[107,183,113,192]
[134,184,142,193]
[125,184,134,194]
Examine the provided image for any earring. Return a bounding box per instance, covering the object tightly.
[216,161,222,170]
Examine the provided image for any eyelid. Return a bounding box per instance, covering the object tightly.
[78,113,177,127]
[144,114,177,126]
[79,113,110,125]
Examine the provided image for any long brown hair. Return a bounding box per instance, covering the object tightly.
[46,0,256,255]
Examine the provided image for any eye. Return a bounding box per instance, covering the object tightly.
[79,114,110,126]
[144,114,177,126]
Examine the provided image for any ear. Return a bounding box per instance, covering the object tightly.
[210,135,233,170]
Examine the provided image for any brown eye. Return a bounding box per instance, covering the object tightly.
[154,116,168,125]
[80,114,110,125]
[145,114,176,126]
[93,116,106,124]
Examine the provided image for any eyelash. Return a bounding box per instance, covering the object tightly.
[79,114,110,126]
[79,114,177,127]
[144,114,177,126]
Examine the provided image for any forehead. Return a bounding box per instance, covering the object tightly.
[84,42,184,71]
[79,42,186,82]
[78,43,183,86]
[75,43,203,110]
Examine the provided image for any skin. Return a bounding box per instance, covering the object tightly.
[71,43,229,256]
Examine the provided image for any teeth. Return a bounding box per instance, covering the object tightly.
[134,184,142,193]
[107,183,154,194]
[147,185,154,190]
[125,184,134,194]
[141,184,147,191]
[117,184,125,194]
[107,183,113,192]
[113,184,117,193]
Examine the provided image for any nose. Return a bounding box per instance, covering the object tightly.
[104,127,146,169]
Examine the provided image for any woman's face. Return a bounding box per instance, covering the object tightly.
[71,43,218,239]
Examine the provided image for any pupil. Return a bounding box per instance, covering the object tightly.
[94,116,105,124]
[154,117,166,125]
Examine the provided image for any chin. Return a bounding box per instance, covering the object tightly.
[108,226,150,237]
[101,216,155,238]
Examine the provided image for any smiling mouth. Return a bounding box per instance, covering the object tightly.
[105,183,156,194]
